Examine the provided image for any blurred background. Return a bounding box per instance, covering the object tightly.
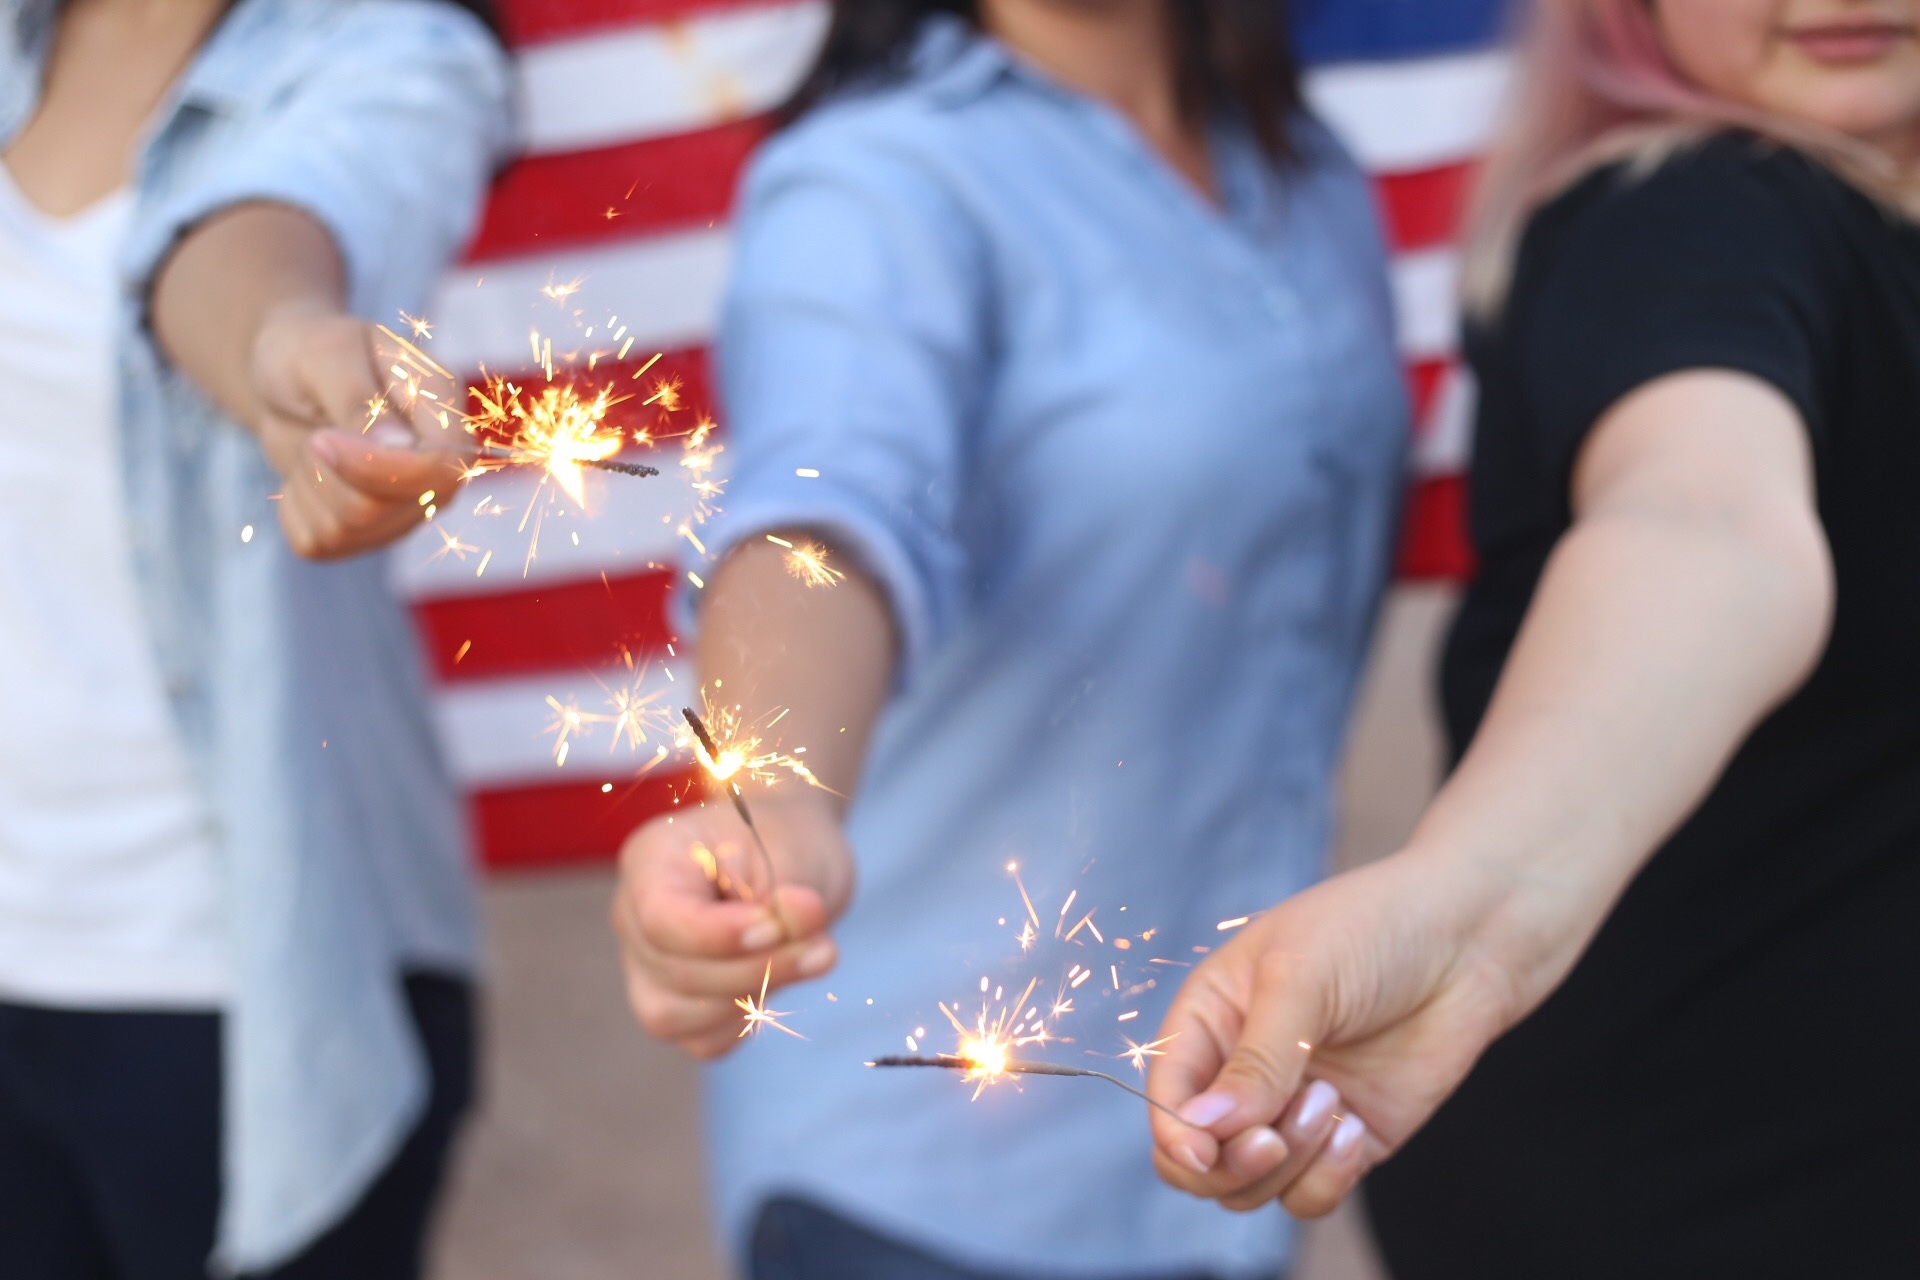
[407,3,1507,1276]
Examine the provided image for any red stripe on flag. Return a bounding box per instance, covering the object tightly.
[417,572,677,682]
[1395,473,1474,582]
[466,121,767,262]
[1407,357,1449,426]
[500,0,799,48]
[1375,161,1475,254]
[473,768,699,869]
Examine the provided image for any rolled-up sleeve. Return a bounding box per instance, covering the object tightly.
[688,125,990,685]
[129,0,512,319]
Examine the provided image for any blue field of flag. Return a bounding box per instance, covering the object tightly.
[1293,0,1514,64]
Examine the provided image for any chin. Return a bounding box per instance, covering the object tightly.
[1762,78,1920,150]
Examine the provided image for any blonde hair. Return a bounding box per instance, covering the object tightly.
[1464,0,1914,314]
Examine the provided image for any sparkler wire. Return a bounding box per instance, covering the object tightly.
[866,1055,1203,1129]
[682,706,791,942]
[476,444,659,477]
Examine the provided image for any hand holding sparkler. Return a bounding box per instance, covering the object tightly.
[612,532,893,1057]
[250,307,476,559]
[612,790,853,1061]
[1145,857,1516,1219]
[148,204,477,560]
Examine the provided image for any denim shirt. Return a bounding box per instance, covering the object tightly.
[685,19,1409,1279]
[1,1,509,1269]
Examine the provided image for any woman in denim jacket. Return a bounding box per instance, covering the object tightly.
[0,1,508,1275]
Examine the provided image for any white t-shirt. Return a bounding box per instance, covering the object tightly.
[0,162,226,1008]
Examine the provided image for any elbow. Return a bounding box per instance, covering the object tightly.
[1739,500,1835,702]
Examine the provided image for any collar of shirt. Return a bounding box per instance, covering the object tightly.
[905,16,1277,236]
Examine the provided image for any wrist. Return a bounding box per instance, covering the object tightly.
[1391,828,1626,1033]
[250,296,348,382]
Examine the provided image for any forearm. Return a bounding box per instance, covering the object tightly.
[696,536,898,808]
[148,201,346,429]
[1409,498,1831,1012]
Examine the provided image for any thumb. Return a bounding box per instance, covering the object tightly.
[739,881,834,951]
[311,427,467,503]
[1179,952,1325,1142]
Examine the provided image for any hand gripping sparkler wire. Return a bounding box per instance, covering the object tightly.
[682,706,791,942]
[866,1055,1204,1128]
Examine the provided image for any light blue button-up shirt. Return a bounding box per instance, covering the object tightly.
[688,19,1408,1279]
[1,1,508,1269]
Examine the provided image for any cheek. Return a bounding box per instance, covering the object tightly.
[1655,0,1781,98]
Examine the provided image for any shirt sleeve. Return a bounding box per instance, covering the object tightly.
[1506,137,1841,487]
[683,121,991,686]
[128,0,512,323]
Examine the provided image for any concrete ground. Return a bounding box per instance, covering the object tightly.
[431,586,1455,1280]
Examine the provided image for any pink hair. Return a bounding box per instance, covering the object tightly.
[1463,0,1889,311]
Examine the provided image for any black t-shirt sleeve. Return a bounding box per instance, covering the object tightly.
[1504,137,1842,487]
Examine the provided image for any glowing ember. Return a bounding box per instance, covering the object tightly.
[466,372,626,508]
[764,534,846,588]
[1118,1033,1176,1074]
[677,693,825,792]
[959,1034,1011,1079]
[736,961,804,1040]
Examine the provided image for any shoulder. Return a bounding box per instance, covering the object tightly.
[206,0,507,103]
[736,87,994,263]
[1517,132,1855,297]
[749,82,983,195]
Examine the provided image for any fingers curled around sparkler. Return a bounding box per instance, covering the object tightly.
[616,819,834,963]
[1145,946,1383,1216]
[612,800,853,1062]
[250,311,478,559]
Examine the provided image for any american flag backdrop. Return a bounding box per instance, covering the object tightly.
[402,0,1515,870]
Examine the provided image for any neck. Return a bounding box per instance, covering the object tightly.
[64,0,229,23]
[1869,120,1920,169]
[980,0,1185,138]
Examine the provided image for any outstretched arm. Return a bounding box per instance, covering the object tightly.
[1147,369,1834,1216]
[150,202,473,559]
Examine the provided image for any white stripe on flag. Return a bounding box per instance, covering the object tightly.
[427,226,731,374]
[1391,247,1459,362]
[516,1,830,156]
[434,661,691,788]
[1305,49,1511,173]
[1414,364,1476,476]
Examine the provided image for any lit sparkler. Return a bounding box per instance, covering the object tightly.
[683,705,788,939]
[866,1054,1199,1127]
[464,373,656,508]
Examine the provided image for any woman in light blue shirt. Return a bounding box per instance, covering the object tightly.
[0,1,507,1275]
[612,3,1407,1277]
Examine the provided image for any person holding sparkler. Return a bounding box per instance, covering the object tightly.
[610,2,1409,1277]
[0,1,506,1276]
[1147,1,1920,1275]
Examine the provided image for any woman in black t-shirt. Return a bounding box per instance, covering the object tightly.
[1139,2,1920,1275]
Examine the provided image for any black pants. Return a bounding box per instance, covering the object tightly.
[0,975,473,1280]
[750,1196,1282,1280]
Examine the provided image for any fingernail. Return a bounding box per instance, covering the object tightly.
[1178,1091,1235,1128]
[1329,1113,1366,1159]
[370,422,415,448]
[1179,1145,1212,1175]
[310,434,339,466]
[740,920,781,951]
[1295,1079,1339,1132]
[797,940,834,976]
[1229,1127,1288,1177]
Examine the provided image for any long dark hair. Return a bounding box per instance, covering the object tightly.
[781,0,1302,161]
